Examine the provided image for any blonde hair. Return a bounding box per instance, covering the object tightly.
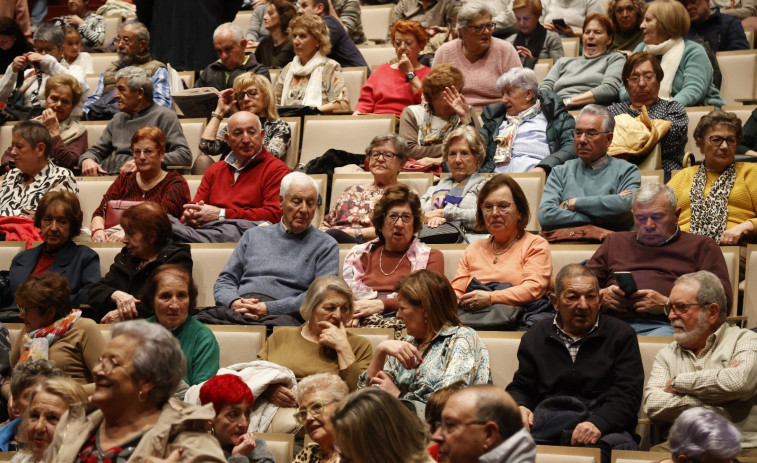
[289,14,331,55]
[232,72,279,120]
[646,0,690,40]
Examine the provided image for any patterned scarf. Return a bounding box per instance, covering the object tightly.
[689,163,736,243]
[18,309,81,363]
[419,103,461,145]
[493,100,541,164]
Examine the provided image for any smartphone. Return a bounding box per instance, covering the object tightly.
[614,271,638,295]
[552,18,568,29]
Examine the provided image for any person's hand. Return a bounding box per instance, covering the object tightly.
[425,27,440,37]
[720,222,753,245]
[416,157,443,166]
[516,46,533,58]
[100,309,125,324]
[369,371,401,397]
[216,88,236,115]
[630,289,666,314]
[318,320,351,351]
[459,291,491,311]
[11,55,27,72]
[24,52,44,65]
[559,198,576,210]
[67,15,84,27]
[231,433,257,457]
[379,340,422,370]
[519,406,534,432]
[351,299,384,323]
[600,285,632,313]
[246,41,260,49]
[109,291,139,320]
[182,201,222,227]
[619,189,633,196]
[7,396,18,420]
[120,159,137,173]
[550,22,575,36]
[543,21,556,31]
[442,86,470,121]
[423,209,444,223]
[231,298,268,318]
[398,53,413,75]
[529,166,546,174]
[107,229,125,243]
[427,216,447,228]
[145,448,183,463]
[571,422,601,446]
[264,384,297,407]
[745,149,757,157]
[664,379,673,393]
[91,229,107,243]
[251,0,268,8]
[40,109,60,136]
[81,159,107,176]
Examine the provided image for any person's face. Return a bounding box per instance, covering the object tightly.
[34,39,62,61]
[92,335,144,409]
[501,84,535,117]
[551,275,601,337]
[67,0,87,16]
[122,226,153,260]
[368,140,402,182]
[447,137,480,183]
[131,137,164,174]
[13,386,34,418]
[292,27,319,62]
[298,0,322,16]
[235,84,267,116]
[582,20,612,58]
[116,26,146,64]
[299,391,336,447]
[397,294,428,340]
[393,30,422,62]
[264,4,282,31]
[27,391,67,460]
[574,113,613,165]
[633,193,679,246]
[225,114,265,160]
[0,35,15,51]
[700,124,737,174]
[61,31,81,63]
[626,59,660,108]
[614,0,638,32]
[279,183,318,234]
[381,202,415,252]
[19,305,56,333]
[46,85,75,122]
[212,401,253,447]
[514,7,539,35]
[432,393,488,463]
[153,272,190,330]
[214,33,247,71]
[114,77,143,114]
[40,202,72,250]
[681,0,711,23]
[10,134,46,177]
[462,14,494,53]
[309,290,351,335]
[667,281,717,350]
[481,186,521,237]
[641,11,667,45]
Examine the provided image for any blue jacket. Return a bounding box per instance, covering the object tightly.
[686,9,750,53]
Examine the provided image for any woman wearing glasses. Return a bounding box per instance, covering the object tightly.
[668,110,757,247]
[293,373,350,463]
[193,72,292,174]
[320,134,410,244]
[434,2,522,111]
[343,184,444,329]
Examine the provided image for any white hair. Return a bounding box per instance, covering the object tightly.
[214,22,245,44]
[280,171,318,198]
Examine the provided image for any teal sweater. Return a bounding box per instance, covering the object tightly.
[538,156,641,231]
[538,52,626,104]
[147,316,220,386]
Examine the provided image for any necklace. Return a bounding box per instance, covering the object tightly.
[491,233,521,264]
[379,246,407,276]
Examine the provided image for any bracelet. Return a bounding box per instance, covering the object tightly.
[210,111,223,120]
[353,228,359,239]
[91,228,104,236]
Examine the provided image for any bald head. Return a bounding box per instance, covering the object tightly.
[225,111,264,162]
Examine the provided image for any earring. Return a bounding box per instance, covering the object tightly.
[138,390,147,402]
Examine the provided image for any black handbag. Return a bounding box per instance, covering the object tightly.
[418,221,469,244]
[0,66,44,124]
[457,279,522,330]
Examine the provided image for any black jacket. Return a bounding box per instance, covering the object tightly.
[196,53,271,90]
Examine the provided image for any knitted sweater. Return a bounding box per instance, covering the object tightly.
[539,52,626,105]
[147,315,219,386]
[354,64,430,116]
[214,224,339,316]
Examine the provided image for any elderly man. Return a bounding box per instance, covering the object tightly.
[645,270,757,455]
[212,171,339,321]
[433,385,536,463]
[680,0,749,52]
[392,0,455,36]
[195,23,269,91]
[298,0,368,69]
[78,66,191,176]
[182,111,289,228]
[506,264,643,463]
[586,183,733,336]
[82,21,171,119]
[538,104,641,234]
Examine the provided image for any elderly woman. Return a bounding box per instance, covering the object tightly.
[274,14,349,113]
[144,265,219,386]
[1,273,105,403]
[3,191,99,310]
[320,134,409,244]
[608,51,688,174]
[343,184,444,327]
[0,120,77,218]
[419,127,487,233]
[354,20,429,117]
[42,320,227,462]
[668,110,757,246]
[358,270,490,404]
[481,67,575,174]
[332,388,435,463]
[91,127,191,243]
[293,373,349,463]
[434,2,523,111]
[621,0,725,108]
[258,275,372,397]
[451,175,552,328]
[539,14,626,109]
[399,63,478,165]
[506,0,564,67]
[254,0,296,69]
[609,0,646,52]
[541,0,603,38]
[662,407,742,463]
[199,375,275,463]
[88,202,192,324]
[10,377,88,463]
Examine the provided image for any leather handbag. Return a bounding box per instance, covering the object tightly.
[104,200,143,229]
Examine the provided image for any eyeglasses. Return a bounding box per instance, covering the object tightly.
[236,89,260,101]
[627,73,656,84]
[368,151,396,160]
[293,400,331,424]
[433,418,487,435]
[707,136,738,147]
[393,40,417,49]
[467,22,496,33]
[482,202,513,214]
[574,129,610,139]
[114,35,134,45]
[132,148,157,156]
[95,355,128,375]
[386,212,414,223]
[663,302,705,316]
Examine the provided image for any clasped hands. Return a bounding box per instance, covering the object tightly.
[182,201,222,228]
[519,406,601,446]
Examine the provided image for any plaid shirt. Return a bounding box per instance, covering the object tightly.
[552,315,600,363]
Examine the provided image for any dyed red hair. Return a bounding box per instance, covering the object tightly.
[199,374,255,414]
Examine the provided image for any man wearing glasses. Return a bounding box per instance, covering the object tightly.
[195,23,270,91]
[644,270,757,456]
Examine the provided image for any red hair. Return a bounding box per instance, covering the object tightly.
[199,374,255,414]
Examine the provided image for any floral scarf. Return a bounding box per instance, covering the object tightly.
[493,100,541,164]
[689,162,736,243]
[418,103,462,145]
[18,309,81,363]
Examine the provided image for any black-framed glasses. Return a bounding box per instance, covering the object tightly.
[663,302,703,316]
[386,212,413,223]
[293,400,331,424]
[368,150,396,160]
[574,129,610,139]
[467,22,495,33]
[707,136,738,147]
[236,89,260,101]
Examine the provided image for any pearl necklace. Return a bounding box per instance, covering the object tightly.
[491,233,521,264]
[379,246,407,276]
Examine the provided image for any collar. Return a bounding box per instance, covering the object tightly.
[678,321,727,357]
[553,314,600,341]
[19,160,53,184]
[126,103,154,118]
[636,225,680,246]
[479,428,536,463]
[279,220,310,236]
[217,54,250,70]
[586,154,610,170]
[224,148,263,172]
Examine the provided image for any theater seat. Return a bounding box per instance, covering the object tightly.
[81,242,124,277]
[76,176,118,224]
[189,243,236,308]
[299,114,396,167]
[357,45,396,69]
[256,432,294,463]
[611,450,670,463]
[208,324,267,367]
[342,66,368,111]
[536,445,601,463]
[329,172,433,211]
[0,242,26,270]
[360,5,393,44]
[476,330,524,388]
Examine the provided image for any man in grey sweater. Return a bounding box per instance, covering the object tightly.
[79,66,191,175]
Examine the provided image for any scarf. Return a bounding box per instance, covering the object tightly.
[493,100,542,164]
[689,162,736,243]
[18,309,82,363]
[414,103,462,146]
[58,118,87,145]
[280,52,328,107]
[643,37,685,100]
[513,23,548,65]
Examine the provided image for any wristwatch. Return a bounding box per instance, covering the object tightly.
[219,208,226,221]
[405,71,417,82]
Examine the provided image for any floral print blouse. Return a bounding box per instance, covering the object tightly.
[320,183,385,230]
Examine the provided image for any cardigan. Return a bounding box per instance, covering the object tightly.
[539,52,626,105]
[92,171,191,220]
[419,173,487,231]
[147,315,219,386]
[354,64,430,116]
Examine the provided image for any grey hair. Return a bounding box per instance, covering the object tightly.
[299,275,354,321]
[457,0,495,33]
[33,23,65,48]
[669,406,741,460]
[442,125,486,165]
[10,359,66,400]
[577,104,615,133]
[554,263,599,298]
[115,66,154,101]
[496,67,538,96]
[296,373,349,404]
[469,386,523,441]
[633,183,677,210]
[214,22,245,44]
[674,271,728,321]
[365,133,410,164]
[280,171,318,199]
[121,21,150,44]
[111,320,186,406]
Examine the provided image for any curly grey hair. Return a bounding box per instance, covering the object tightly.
[496,67,538,98]
[296,373,349,404]
[669,406,741,461]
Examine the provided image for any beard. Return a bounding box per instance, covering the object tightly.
[118,50,133,65]
[672,311,711,348]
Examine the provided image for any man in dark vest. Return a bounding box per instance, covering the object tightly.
[195,22,269,91]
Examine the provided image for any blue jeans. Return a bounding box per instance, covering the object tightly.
[626,318,674,336]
